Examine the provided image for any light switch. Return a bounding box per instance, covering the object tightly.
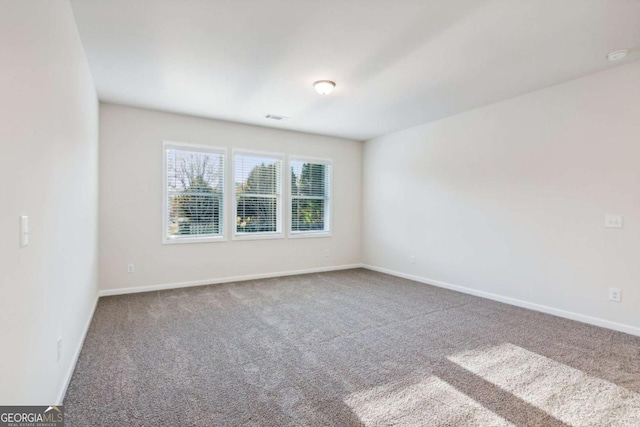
[604,215,623,228]
[20,215,29,247]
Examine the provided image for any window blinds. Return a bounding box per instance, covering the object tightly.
[234,152,283,234]
[165,146,225,240]
[290,159,331,233]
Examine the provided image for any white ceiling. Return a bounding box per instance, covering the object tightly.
[70,0,640,141]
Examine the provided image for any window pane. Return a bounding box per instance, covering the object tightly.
[290,159,330,233]
[169,193,222,236]
[235,156,280,195]
[236,195,278,233]
[166,147,224,239]
[292,198,325,232]
[234,153,282,234]
[291,163,326,197]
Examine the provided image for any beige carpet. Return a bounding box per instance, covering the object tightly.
[64,269,640,426]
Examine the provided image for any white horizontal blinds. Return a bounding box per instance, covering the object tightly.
[235,153,282,234]
[291,159,331,233]
[166,147,224,239]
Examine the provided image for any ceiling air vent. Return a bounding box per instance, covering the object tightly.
[265,114,289,121]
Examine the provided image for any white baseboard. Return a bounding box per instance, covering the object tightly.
[98,264,365,297]
[363,264,640,337]
[56,293,99,405]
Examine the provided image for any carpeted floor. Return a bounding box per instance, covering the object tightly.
[64,269,640,426]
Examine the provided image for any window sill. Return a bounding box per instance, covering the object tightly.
[162,235,227,245]
[288,231,332,239]
[232,232,285,241]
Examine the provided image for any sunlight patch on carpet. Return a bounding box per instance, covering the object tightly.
[447,343,640,426]
[344,376,514,426]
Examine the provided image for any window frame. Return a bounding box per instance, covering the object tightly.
[232,148,285,241]
[162,141,228,245]
[288,155,332,239]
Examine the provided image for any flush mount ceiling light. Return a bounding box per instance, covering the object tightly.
[607,50,627,61]
[313,80,336,95]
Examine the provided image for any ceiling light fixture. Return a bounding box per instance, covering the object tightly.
[607,50,627,61]
[313,80,336,95]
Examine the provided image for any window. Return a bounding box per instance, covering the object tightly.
[233,151,283,238]
[290,158,331,236]
[163,142,225,243]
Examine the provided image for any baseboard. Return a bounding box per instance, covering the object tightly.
[98,264,365,297]
[56,293,99,405]
[363,264,640,337]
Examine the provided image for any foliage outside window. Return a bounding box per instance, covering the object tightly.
[165,145,225,241]
[290,159,331,234]
[234,152,283,236]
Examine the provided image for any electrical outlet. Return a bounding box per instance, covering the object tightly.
[605,215,623,228]
[324,249,330,258]
[609,288,621,302]
[127,263,135,274]
[57,337,62,362]
[410,256,416,264]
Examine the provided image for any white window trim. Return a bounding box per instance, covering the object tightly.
[232,148,285,241]
[162,141,228,244]
[287,155,333,239]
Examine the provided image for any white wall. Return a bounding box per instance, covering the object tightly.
[0,1,99,404]
[363,61,640,334]
[99,104,362,292]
